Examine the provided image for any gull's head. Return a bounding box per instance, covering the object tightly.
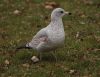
[51,8,71,20]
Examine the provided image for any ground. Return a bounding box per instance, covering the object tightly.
[0,0,100,77]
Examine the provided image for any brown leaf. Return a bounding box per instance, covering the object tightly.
[22,63,30,68]
[69,69,77,74]
[45,5,53,9]
[13,10,21,15]
[78,12,86,18]
[94,35,100,42]
[76,31,80,38]
[44,1,60,9]
[93,49,100,52]
[4,59,10,65]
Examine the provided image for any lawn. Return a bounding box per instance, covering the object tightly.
[0,0,100,77]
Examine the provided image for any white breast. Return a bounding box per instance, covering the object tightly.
[48,29,65,45]
[40,17,65,49]
[46,21,65,47]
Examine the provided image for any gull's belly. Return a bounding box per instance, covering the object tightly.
[52,34,65,44]
[49,30,65,46]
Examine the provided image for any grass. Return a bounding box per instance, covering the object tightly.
[0,0,100,77]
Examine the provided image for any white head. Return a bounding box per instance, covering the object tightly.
[51,8,71,20]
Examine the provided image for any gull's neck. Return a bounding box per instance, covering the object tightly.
[48,17,64,29]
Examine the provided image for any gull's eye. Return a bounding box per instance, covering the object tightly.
[60,11,64,13]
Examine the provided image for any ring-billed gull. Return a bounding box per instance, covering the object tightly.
[16,8,71,62]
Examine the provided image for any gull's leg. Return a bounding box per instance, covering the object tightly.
[51,50,57,62]
[37,52,42,61]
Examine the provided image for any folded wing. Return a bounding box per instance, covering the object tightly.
[26,28,48,50]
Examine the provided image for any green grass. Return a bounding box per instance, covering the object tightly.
[0,0,100,77]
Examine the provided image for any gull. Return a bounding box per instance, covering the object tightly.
[16,8,71,62]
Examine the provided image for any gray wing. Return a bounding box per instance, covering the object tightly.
[26,28,48,49]
[33,28,47,39]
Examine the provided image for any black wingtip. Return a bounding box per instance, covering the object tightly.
[15,45,32,51]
